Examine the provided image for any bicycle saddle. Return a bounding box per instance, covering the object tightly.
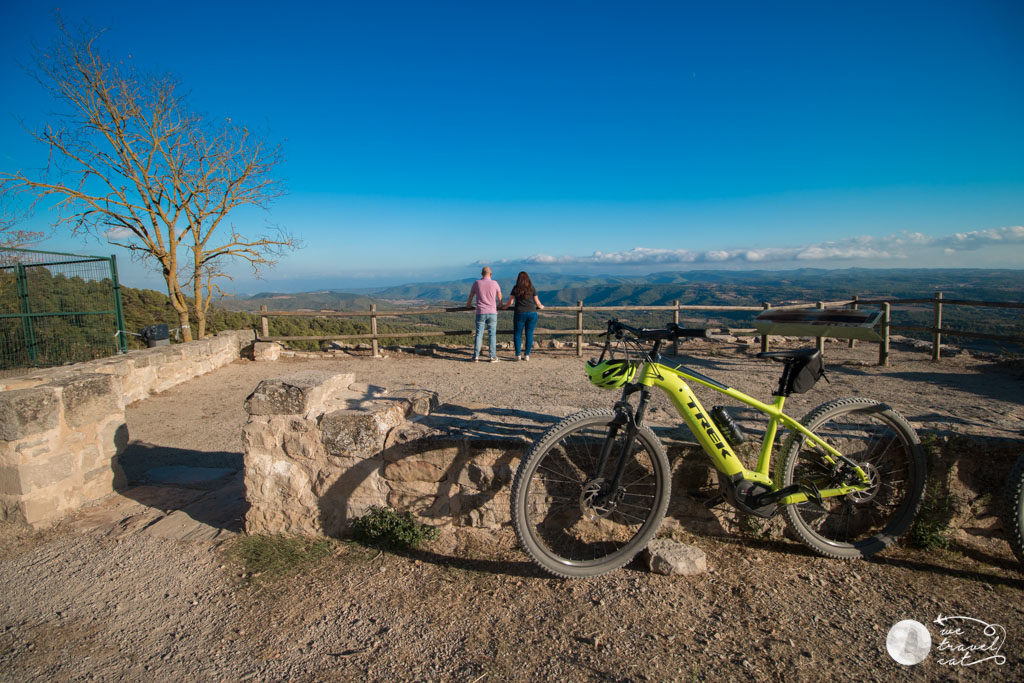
[757,348,820,363]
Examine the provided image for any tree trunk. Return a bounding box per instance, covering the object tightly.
[163,267,194,343]
[176,307,193,342]
[193,274,207,339]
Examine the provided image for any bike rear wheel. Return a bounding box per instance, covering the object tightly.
[778,398,925,559]
[1004,455,1024,565]
[510,409,670,578]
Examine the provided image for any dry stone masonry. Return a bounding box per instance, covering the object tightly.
[243,371,527,537]
[0,330,254,526]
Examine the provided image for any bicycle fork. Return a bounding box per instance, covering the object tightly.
[587,386,654,510]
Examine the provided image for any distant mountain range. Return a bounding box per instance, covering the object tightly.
[222,268,1024,312]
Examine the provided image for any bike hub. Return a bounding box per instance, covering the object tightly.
[847,462,881,503]
[580,478,621,519]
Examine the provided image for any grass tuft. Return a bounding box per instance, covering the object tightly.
[227,534,334,579]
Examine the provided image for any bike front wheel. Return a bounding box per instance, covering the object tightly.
[510,409,671,578]
[778,398,926,559]
[1004,455,1024,565]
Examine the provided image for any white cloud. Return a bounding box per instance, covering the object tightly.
[105,227,132,240]
[481,225,1024,269]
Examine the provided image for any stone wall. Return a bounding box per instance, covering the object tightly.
[0,330,254,526]
[243,371,526,537]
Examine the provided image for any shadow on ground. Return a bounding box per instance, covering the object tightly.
[113,441,247,534]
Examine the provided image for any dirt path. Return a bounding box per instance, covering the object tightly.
[2,340,1023,680]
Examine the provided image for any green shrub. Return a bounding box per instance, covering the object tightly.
[351,506,439,551]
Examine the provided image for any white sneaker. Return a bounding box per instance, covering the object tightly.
[472,356,479,362]
[515,355,522,361]
[490,356,500,363]
[524,355,530,361]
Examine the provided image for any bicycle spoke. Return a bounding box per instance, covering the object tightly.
[781,399,924,558]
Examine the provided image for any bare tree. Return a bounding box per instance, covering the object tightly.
[0,21,295,340]
[0,200,42,251]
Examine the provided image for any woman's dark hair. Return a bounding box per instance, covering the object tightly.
[512,271,535,299]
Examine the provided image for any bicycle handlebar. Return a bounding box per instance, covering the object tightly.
[605,319,710,342]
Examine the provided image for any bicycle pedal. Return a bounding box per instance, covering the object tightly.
[702,494,726,509]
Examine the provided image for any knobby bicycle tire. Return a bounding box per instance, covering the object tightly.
[1004,455,1024,566]
[777,397,926,559]
[510,409,671,578]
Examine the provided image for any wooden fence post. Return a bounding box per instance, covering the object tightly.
[816,301,825,354]
[760,302,770,353]
[932,291,943,361]
[673,300,680,355]
[878,302,890,367]
[370,303,380,358]
[576,300,584,357]
[849,295,858,348]
[260,304,269,339]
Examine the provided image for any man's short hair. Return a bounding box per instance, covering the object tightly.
[481,266,491,277]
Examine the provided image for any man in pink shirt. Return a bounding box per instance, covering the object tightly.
[466,266,503,362]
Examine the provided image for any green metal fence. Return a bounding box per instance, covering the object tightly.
[1,248,127,374]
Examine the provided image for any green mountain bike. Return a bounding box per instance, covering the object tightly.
[510,320,927,578]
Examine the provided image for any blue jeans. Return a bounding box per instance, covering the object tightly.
[474,313,497,359]
[513,311,538,356]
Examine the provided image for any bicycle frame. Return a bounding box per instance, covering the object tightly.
[627,356,871,504]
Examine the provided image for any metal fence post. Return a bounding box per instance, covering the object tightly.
[16,263,38,366]
[932,291,943,361]
[760,302,771,353]
[110,254,127,353]
[576,300,584,357]
[878,302,890,367]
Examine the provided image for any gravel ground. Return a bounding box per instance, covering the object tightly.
[2,339,1023,681]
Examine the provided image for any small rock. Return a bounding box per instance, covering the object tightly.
[643,538,708,576]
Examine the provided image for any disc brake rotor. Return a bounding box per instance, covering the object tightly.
[847,462,881,504]
[580,478,621,520]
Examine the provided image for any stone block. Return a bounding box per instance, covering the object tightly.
[389,389,439,418]
[382,423,461,463]
[386,489,450,520]
[20,451,75,491]
[0,386,60,441]
[55,373,122,429]
[253,342,282,361]
[388,479,448,497]
[456,447,521,492]
[320,410,386,459]
[384,459,448,483]
[455,490,510,529]
[245,371,356,416]
[282,431,324,461]
[19,494,63,527]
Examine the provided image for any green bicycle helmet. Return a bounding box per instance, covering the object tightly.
[585,358,637,389]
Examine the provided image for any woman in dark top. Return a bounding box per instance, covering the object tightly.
[504,271,544,360]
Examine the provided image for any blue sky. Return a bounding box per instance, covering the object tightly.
[1,1,1022,293]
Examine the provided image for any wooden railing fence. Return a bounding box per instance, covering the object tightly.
[256,292,1024,366]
